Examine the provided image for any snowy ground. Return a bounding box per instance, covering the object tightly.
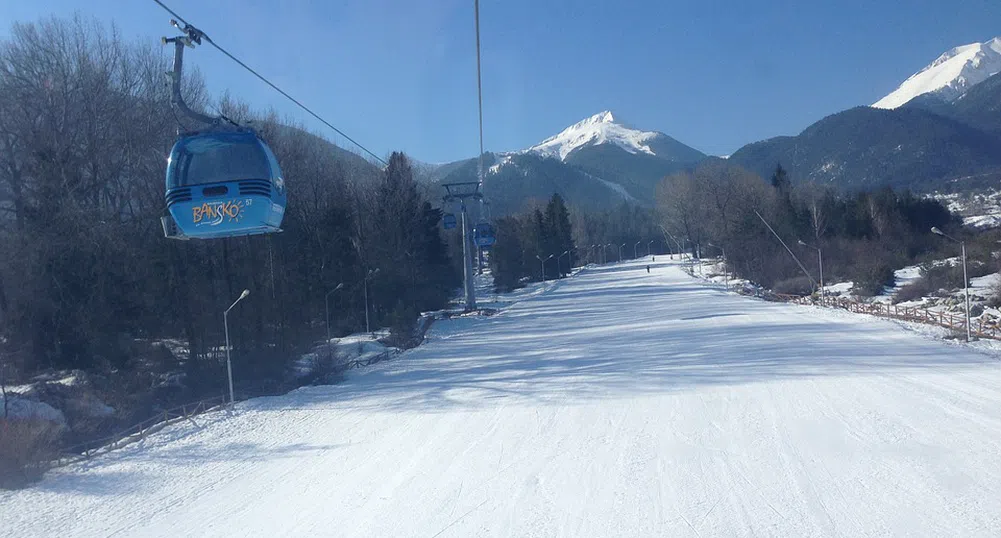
[5,259,1001,536]
[933,190,1001,229]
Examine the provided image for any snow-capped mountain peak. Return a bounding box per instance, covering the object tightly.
[873,37,1001,109]
[586,110,616,124]
[525,110,661,161]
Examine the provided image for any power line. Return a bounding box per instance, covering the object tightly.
[152,0,387,166]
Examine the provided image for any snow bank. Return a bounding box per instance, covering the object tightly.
[293,332,396,379]
[3,398,66,426]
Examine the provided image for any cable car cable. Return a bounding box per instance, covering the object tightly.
[474,0,486,193]
[151,0,388,167]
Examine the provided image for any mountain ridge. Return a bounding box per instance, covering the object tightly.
[873,37,1001,109]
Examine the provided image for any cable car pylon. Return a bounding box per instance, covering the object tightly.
[442,182,481,312]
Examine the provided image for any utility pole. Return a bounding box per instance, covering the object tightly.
[364,269,379,333]
[325,283,344,345]
[443,182,482,312]
[932,227,972,342]
[798,240,824,305]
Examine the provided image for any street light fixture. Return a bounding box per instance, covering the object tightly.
[536,254,555,282]
[325,283,344,345]
[618,243,626,262]
[647,240,655,258]
[797,240,824,306]
[634,240,642,260]
[364,268,380,334]
[223,289,250,405]
[932,227,972,342]
[557,250,571,278]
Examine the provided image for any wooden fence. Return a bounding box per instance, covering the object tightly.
[766,292,1001,340]
[51,394,228,468]
[46,346,400,469]
[342,349,393,370]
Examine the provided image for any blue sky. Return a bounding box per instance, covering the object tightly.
[2,1,1000,163]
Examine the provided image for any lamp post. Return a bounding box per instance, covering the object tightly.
[797,240,824,305]
[618,243,626,262]
[557,250,571,278]
[707,243,728,291]
[647,240,655,258]
[325,283,344,345]
[536,254,555,282]
[634,241,642,260]
[364,268,379,334]
[223,289,250,405]
[932,227,972,342]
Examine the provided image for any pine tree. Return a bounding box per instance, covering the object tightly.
[488,217,525,292]
[544,194,575,276]
[771,163,790,191]
[370,152,456,334]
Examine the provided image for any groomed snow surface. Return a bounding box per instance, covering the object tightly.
[6,259,1001,537]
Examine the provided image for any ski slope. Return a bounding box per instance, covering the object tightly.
[6,259,1001,537]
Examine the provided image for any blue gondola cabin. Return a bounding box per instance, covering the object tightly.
[474,223,496,247]
[162,130,286,240]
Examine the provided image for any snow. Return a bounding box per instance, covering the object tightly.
[525,110,663,161]
[824,281,854,296]
[932,190,1001,230]
[4,398,66,425]
[6,259,1001,536]
[872,259,959,304]
[964,213,1001,229]
[972,273,999,290]
[894,264,923,288]
[6,373,80,395]
[487,154,512,175]
[578,170,637,202]
[873,37,1001,109]
[293,333,396,378]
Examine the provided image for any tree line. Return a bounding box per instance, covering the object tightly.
[655,160,962,296]
[0,16,458,398]
[488,193,664,291]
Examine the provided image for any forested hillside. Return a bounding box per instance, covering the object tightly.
[0,17,457,397]
[655,161,968,295]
